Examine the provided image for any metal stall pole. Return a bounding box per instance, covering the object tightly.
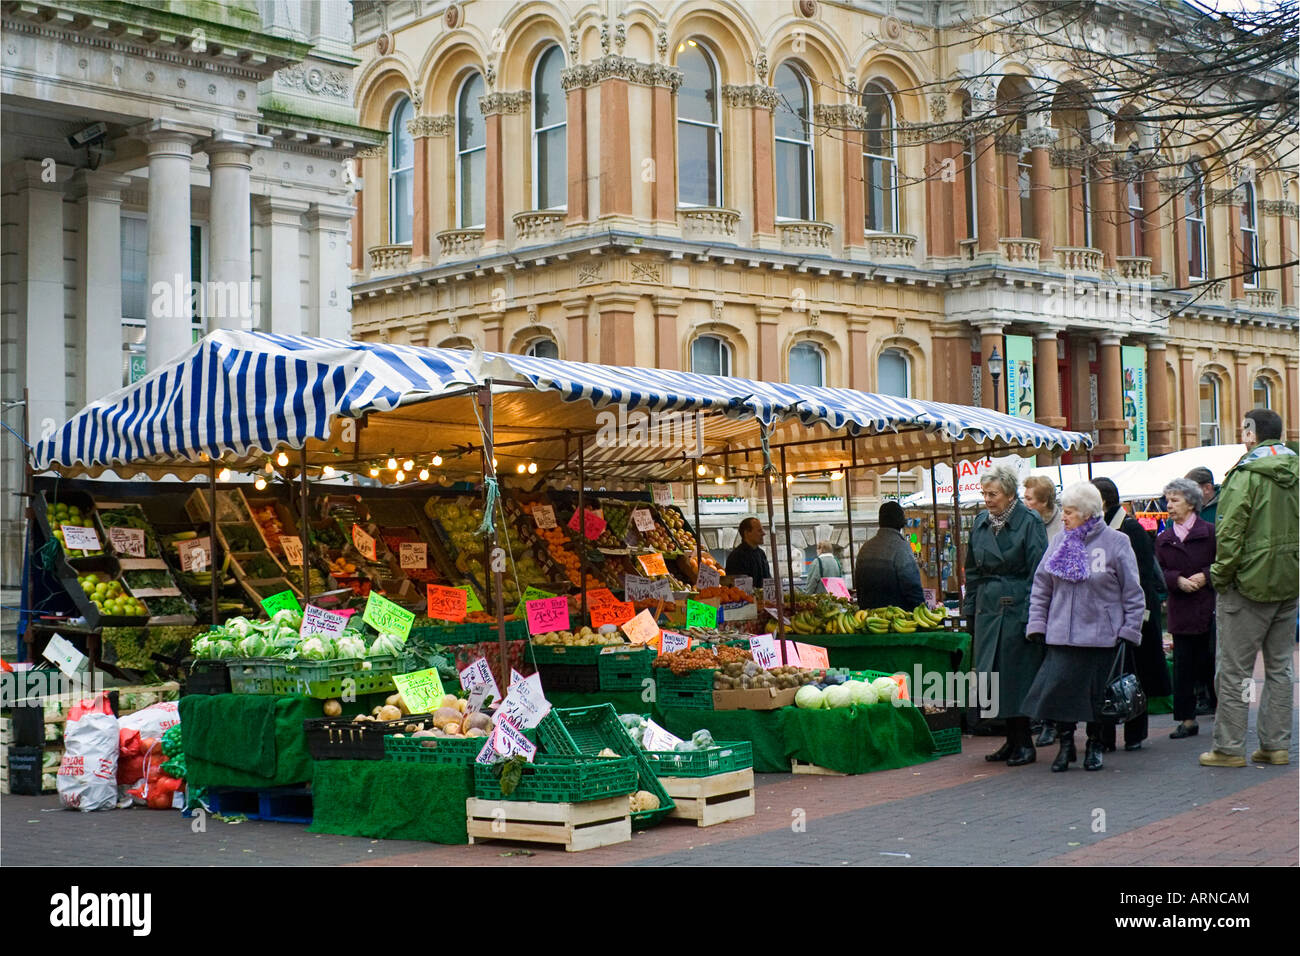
[1086,447,1094,479]
[950,454,965,600]
[928,456,941,600]
[476,384,510,678]
[761,424,790,665]
[207,463,219,626]
[779,445,795,594]
[299,446,312,608]
[691,464,702,580]
[844,438,856,578]
[577,436,588,622]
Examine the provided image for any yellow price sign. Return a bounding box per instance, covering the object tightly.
[391,669,446,716]
[362,590,415,642]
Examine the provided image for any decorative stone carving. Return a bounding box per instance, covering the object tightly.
[722,84,780,110]
[814,103,865,128]
[527,304,539,323]
[485,63,497,89]
[600,17,610,55]
[680,206,741,240]
[436,229,485,260]
[630,260,663,285]
[578,262,603,285]
[929,92,948,122]
[513,211,565,242]
[569,21,580,60]
[355,144,386,160]
[1210,185,1246,206]
[866,234,918,260]
[1049,145,1094,168]
[753,46,769,83]
[711,300,724,322]
[995,133,1022,155]
[479,91,530,115]
[614,15,626,54]
[656,21,668,63]
[895,315,907,336]
[276,65,351,101]
[1158,174,1194,194]
[1020,125,1058,150]
[1260,199,1299,217]
[408,114,453,137]
[561,57,683,92]
[808,308,820,327]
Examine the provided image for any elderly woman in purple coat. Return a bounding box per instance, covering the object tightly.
[1023,483,1147,772]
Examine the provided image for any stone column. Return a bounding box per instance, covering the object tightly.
[1066,165,1086,247]
[1146,338,1174,455]
[73,170,131,405]
[1168,174,1190,290]
[598,78,632,218]
[1070,335,1096,438]
[350,168,365,272]
[1033,329,1065,428]
[756,304,783,381]
[1024,124,1057,261]
[650,83,676,222]
[484,111,504,242]
[1226,197,1244,300]
[931,332,974,405]
[1276,202,1296,307]
[975,132,999,253]
[140,120,207,369]
[837,108,864,250]
[564,84,588,224]
[925,139,962,258]
[750,94,776,240]
[306,203,355,338]
[202,132,268,330]
[1286,359,1299,441]
[1095,335,1129,460]
[1140,164,1162,277]
[849,326,871,390]
[999,136,1021,238]
[1234,351,1251,426]
[256,197,311,335]
[1178,347,1198,448]
[563,296,590,362]
[1092,156,1119,268]
[595,292,638,365]
[977,323,1005,411]
[407,117,438,263]
[654,294,682,369]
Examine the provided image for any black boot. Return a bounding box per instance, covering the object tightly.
[1035,722,1058,747]
[986,737,1014,762]
[1051,734,1077,772]
[1084,737,1104,771]
[1006,718,1036,766]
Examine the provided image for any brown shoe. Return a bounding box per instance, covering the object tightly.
[1251,749,1290,765]
[1199,751,1247,768]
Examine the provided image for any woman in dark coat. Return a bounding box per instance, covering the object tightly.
[1091,478,1173,751]
[964,464,1049,766]
[1153,477,1217,740]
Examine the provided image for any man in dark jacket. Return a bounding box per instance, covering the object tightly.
[854,502,924,610]
[1186,467,1220,524]
[725,517,771,588]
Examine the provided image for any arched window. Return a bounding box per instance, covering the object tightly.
[788,341,825,387]
[525,338,559,359]
[1253,375,1273,409]
[878,348,910,397]
[1241,180,1258,287]
[532,45,566,211]
[1185,162,1207,280]
[456,73,487,229]
[1199,373,1221,445]
[774,63,814,221]
[676,40,722,207]
[1126,177,1143,257]
[862,81,897,233]
[1017,147,1034,240]
[691,335,731,377]
[389,97,414,243]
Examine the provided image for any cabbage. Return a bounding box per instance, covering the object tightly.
[368,633,405,658]
[691,729,715,749]
[673,740,697,753]
[335,635,367,659]
[824,685,853,709]
[210,639,237,659]
[794,684,825,709]
[847,680,878,706]
[871,677,900,702]
[237,634,269,658]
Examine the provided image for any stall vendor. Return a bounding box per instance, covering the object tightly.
[726,517,772,587]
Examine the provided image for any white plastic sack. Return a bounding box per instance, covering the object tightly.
[118,701,179,740]
[58,692,119,812]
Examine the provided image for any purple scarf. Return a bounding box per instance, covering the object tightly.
[1046,516,1101,581]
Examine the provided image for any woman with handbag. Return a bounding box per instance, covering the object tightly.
[1023,483,1147,772]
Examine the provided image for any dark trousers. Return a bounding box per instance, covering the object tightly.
[1172,630,1214,721]
[1056,721,1104,740]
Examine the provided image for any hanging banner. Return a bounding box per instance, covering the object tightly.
[1122,345,1148,461]
[1005,334,1035,421]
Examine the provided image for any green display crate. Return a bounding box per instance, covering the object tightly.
[226,658,283,695]
[597,647,653,691]
[643,740,753,777]
[273,655,409,698]
[384,734,488,765]
[527,643,610,665]
[471,753,638,803]
[652,667,717,711]
[930,726,962,757]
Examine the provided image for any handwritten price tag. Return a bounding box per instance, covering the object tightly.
[459,657,501,711]
[659,630,691,654]
[749,634,779,669]
[526,596,570,635]
[426,584,469,622]
[685,600,718,628]
[695,565,720,590]
[351,523,377,561]
[279,536,304,566]
[107,527,146,557]
[621,609,661,646]
[498,673,551,729]
[491,716,538,761]
[624,574,671,601]
[567,508,607,540]
[300,604,348,639]
[822,577,851,599]
[652,484,673,506]
[631,508,655,532]
[399,542,427,569]
[794,642,829,669]
[61,525,101,551]
[532,504,557,529]
[512,586,555,620]
[261,589,302,618]
[762,579,777,603]
[362,590,414,642]
[592,599,635,629]
[733,575,753,593]
[586,588,619,610]
[459,585,484,613]
[642,719,683,751]
[178,537,212,572]
[637,552,669,577]
[392,669,445,716]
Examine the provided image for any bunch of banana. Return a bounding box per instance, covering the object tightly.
[864,614,891,633]
[790,610,822,634]
[911,604,949,631]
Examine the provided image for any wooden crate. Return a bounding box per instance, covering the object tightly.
[465,796,631,852]
[661,769,755,827]
[790,759,847,776]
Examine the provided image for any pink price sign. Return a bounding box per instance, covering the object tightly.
[822,578,851,599]
[526,596,570,635]
[567,508,608,540]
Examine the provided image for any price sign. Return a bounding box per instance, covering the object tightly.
[624,574,671,601]
[749,634,779,669]
[459,657,501,712]
[685,600,718,628]
[621,609,660,646]
[532,504,557,529]
[362,590,414,642]
[733,575,754,593]
[459,585,484,613]
[426,584,469,622]
[794,642,830,669]
[822,577,851,599]
[512,586,555,620]
[693,565,719,590]
[586,587,619,610]
[261,589,302,618]
[300,605,348,639]
[591,599,635,629]
[631,508,655,533]
[279,536,304,566]
[497,672,551,729]
[659,630,691,654]
[391,669,446,717]
[491,716,538,761]
[399,542,427,569]
[526,596,570,635]
[61,525,101,551]
[765,606,791,626]
[351,523,377,561]
[762,579,777,603]
[177,537,212,572]
[923,588,937,607]
[509,668,527,691]
[637,552,669,577]
[567,508,607,540]
[652,484,673,506]
[642,719,683,752]
[107,527,146,557]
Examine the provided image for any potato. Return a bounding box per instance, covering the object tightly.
[455,698,468,714]
[441,694,459,709]
[465,727,488,738]
[387,693,411,716]
[323,699,342,718]
[377,704,403,721]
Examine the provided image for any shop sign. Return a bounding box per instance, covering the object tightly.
[261,589,302,618]
[686,600,718,628]
[300,605,348,639]
[178,537,211,572]
[61,525,101,551]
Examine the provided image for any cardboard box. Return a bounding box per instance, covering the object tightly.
[712,687,798,711]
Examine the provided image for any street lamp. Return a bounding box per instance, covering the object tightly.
[987,346,1004,413]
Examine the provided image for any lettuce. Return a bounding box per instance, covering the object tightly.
[368,633,405,658]
[271,608,302,630]
[224,617,254,639]
[237,634,270,658]
[298,636,336,661]
[335,635,367,659]
[210,639,237,659]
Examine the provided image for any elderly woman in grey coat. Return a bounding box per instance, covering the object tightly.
[1023,483,1147,772]
[964,463,1049,766]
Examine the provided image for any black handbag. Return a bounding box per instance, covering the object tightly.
[1100,642,1147,721]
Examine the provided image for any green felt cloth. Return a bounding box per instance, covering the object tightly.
[547,690,655,717]
[797,631,972,676]
[309,761,470,844]
[1147,659,1175,715]
[180,695,322,789]
[779,703,940,774]
[659,708,790,773]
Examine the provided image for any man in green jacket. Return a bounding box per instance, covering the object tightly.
[1201,408,1299,768]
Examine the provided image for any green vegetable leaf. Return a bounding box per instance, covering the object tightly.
[497,755,526,797]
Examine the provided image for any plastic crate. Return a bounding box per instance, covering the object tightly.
[528,643,609,665]
[304,713,435,760]
[537,704,675,828]
[597,647,653,691]
[274,655,409,698]
[536,663,600,694]
[653,667,717,711]
[930,726,962,757]
[644,741,753,777]
[227,658,284,694]
[183,661,231,696]
[472,754,638,803]
[383,733,489,765]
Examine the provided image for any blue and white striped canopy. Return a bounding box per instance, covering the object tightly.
[33,330,1092,476]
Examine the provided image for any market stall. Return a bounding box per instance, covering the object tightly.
[24,330,1093,846]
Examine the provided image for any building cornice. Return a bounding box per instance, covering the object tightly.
[561,56,683,92]
[479,91,530,116]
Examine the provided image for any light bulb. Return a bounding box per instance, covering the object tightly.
[432,454,443,467]
[217,468,231,481]
[322,465,335,477]
[254,477,267,490]
[369,465,380,477]
[395,469,405,482]
[696,464,707,476]
[264,461,274,474]
[527,462,537,475]
[418,468,430,481]
[768,474,776,483]
[516,463,527,474]
[276,451,289,467]
[830,470,844,481]
[785,474,795,485]
[492,457,498,469]
[387,457,398,471]
[403,459,414,471]
[714,475,725,485]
